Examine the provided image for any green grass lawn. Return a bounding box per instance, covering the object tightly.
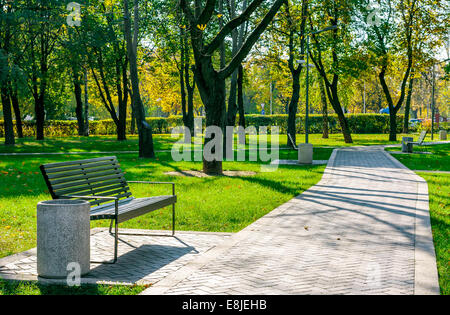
[388,144,449,295]
[385,143,450,172]
[0,280,147,295]
[417,173,449,295]
[0,132,444,154]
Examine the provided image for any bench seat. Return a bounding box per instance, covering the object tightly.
[90,195,177,222]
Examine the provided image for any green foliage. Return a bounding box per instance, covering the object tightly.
[0,114,405,137]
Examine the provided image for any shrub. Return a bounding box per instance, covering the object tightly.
[0,114,405,138]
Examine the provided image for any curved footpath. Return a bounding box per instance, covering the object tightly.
[141,146,440,295]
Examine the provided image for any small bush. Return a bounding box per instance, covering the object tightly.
[0,114,404,137]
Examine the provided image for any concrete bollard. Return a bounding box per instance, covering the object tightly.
[298,143,313,164]
[402,137,413,153]
[37,200,90,279]
[439,130,447,141]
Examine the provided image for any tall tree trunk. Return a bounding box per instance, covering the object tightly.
[285,0,307,148]
[237,64,246,129]
[179,27,195,139]
[73,73,85,136]
[124,0,155,158]
[186,82,195,134]
[330,83,352,143]
[403,72,415,134]
[34,55,48,141]
[287,71,300,148]
[83,67,89,136]
[1,86,15,145]
[35,94,45,141]
[200,72,226,175]
[10,85,23,139]
[116,57,128,141]
[226,0,248,128]
[319,78,329,139]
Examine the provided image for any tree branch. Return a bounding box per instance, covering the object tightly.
[219,0,286,79]
[204,0,264,55]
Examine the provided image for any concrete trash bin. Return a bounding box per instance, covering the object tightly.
[402,137,413,153]
[439,130,447,141]
[298,143,313,164]
[37,199,90,279]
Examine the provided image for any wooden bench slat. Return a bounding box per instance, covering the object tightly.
[43,160,120,174]
[56,184,130,199]
[89,192,132,206]
[42,156,118,168]
[49,169,125,185]
[51,175,126,191]
[54,179,128,196]
[46,165,123,180]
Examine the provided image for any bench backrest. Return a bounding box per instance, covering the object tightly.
[417,130,427,144]
[40,156,132,207]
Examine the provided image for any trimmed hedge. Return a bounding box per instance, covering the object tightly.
[0,114,404,137]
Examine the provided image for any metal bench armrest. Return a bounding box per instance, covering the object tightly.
[60,195,119,216]
[128,181,176,196]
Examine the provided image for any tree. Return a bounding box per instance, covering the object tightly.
[362,0,427,140]
[308,0,356,144]
[179,0,286,175]
[0,0,15,145]
[124,0,155,158]
[282,0,308,147]
[22,0,63,141]
[84,1,129,141]
[179,25,196,136]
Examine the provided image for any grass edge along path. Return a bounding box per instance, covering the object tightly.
[387,145,449,295]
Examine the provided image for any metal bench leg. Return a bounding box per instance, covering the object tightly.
[109,219,114,234]
[113,217,118,263]
[91,217,118,264]
[172,204,176,236]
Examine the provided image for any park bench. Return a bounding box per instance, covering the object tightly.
[40,156,177,264]
[402,130,428,153]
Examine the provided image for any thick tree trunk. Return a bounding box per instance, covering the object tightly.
[330,83,352,143]
[83,67,89,136]
[319,79,329,139]
[226,72,238,127]
[35,96,45,141]
[1,87,15,145]
[10,86,23,138]
[389,111,398,141]
[287,71,300,148]
[403,74,414,134]
[124,0,155,158]
[237,64,246,129]
[73,77,85,136]
[186,86,195,134]
[196,63,226,175]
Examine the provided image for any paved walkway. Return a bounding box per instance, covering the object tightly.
[0,229,231,285]
[142,147,440,295]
